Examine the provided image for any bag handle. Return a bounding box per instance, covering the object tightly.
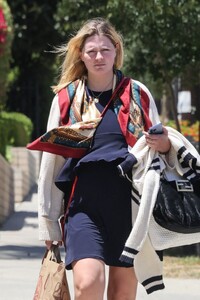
[100,77,128,117]
[43,244,62,263]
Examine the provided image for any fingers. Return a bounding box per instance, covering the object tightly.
[143,126,170,152]
[45,240,63,250]
[162,126,168,136]
[45,240,53,250]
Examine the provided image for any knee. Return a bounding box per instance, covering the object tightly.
[108,267,137,300]
[108,290,135,300]
[75,275,97,294]
[74,273,105,298]
[107,277,137,300]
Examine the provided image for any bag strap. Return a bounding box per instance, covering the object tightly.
[62,78,127,212]
[51,244,62,262]
[60,77,129,244]
[42,244,62,264]
[42,244,61,264]
[100,77,128,117]
[60,176,78,244]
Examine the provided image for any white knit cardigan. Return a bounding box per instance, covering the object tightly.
[120,127,200,294]
[37,79,160,242]
[37,81,200,294]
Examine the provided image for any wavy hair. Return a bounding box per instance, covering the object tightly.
[53,18,124,93]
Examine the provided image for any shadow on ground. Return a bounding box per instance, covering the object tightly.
[0,211,38,231]
[0,245,45,260]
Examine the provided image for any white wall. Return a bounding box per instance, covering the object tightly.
[0,148,41,224]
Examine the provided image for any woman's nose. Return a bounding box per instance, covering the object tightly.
[95,51,103,59]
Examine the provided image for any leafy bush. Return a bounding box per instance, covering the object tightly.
[0,111,33,157]
[0,1,13,109]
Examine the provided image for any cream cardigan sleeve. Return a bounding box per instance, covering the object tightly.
[133,80,160,126]
[38,94,66,241]
[133,80,175,165]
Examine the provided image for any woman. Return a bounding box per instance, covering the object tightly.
[38,18,171,300]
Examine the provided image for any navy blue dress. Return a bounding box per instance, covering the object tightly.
[57,90,136,269]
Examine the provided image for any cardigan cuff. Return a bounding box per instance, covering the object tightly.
[39,217,62,241]
[117,153,137,179]
[119,246,138,264]
[142,275,165,294]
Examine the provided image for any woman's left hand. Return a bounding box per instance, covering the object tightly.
[143,126,171,154]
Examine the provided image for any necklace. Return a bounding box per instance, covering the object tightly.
[89,90,105,103]
[87,76,115,103]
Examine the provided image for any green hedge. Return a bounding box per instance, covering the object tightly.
[0,1,14,109]
[0,111,33,158]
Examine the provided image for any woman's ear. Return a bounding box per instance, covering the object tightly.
[114,43,118,57]
[79,50,83,61]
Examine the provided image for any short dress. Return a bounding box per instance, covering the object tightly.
[56,90,136,269]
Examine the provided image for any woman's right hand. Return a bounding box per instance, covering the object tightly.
[45,240,63,250]
[45,240,53,250]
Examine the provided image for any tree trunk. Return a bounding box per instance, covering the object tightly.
[160,89,168,124]
[196,244,200,256]
[168,82,181,132]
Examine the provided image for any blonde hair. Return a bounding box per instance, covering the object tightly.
[53,18,124,93]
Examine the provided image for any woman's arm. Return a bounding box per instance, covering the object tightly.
[135,80,171,154]
[38,95,66,241]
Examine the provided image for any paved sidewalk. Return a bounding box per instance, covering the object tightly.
[0,190,199,300]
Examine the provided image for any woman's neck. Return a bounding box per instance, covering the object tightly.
[87,72,114,91]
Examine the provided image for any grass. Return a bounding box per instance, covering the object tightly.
[163,256,200,279]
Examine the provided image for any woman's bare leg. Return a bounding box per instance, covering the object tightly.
[107,266,138,300]
[72,258,105,300]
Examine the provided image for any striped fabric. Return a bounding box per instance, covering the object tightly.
[142,275,164,294]
[177,146,200,180]
[119,127,200,294]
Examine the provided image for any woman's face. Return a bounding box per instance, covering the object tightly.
[80,34,116,76]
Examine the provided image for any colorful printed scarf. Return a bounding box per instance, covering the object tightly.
[27,70,152,157]
[59,70,152,147]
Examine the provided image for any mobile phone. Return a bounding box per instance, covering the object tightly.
[148,122,163,134]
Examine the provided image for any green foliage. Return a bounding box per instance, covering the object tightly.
[0,0,14,109]
[106,0,200,128]
[6,0,60,136]
[55,0,200,90]
[118,1,200,84]
[55,0,109,37]
[5,0,200,137]
[0,111,33,158]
